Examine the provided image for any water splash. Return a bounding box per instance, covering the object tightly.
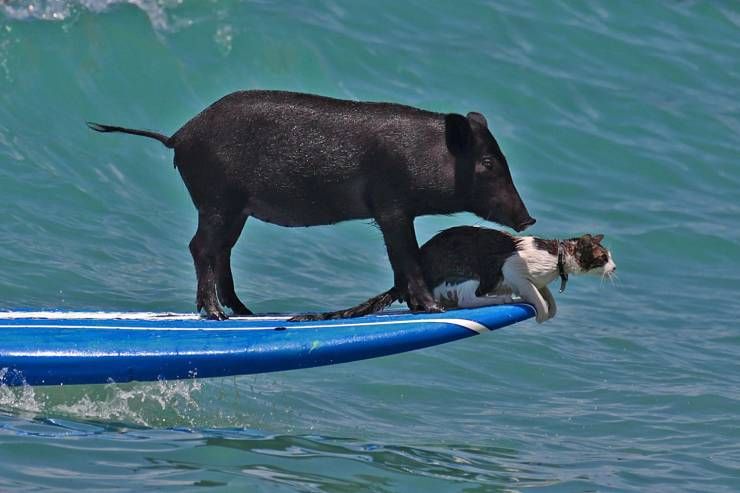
[0,368,45,413]
[1,369,204,427]
[0,0,179,30]
[51,378,204,426]
[214,23,233,56]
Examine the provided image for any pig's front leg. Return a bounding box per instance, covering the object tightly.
[375,213,443,313]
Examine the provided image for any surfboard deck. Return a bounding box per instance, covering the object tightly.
[0,304,534,386]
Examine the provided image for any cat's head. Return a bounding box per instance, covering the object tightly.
[571,234,616,276]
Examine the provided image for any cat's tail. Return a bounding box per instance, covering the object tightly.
[288,288,399,322]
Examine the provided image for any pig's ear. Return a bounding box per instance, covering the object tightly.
[466,112,488,128]
[445,113,472,156]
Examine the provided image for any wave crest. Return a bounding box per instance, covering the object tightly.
[0,0,177,30]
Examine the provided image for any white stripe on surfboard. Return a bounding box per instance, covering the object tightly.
[0,311,291,321]
[1,349,249,357]
[0,318,490,334]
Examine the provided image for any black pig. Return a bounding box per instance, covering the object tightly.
[88,90,535,319]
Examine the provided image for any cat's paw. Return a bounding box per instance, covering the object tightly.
[535,301,550,323]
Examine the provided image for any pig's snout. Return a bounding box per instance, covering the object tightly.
[514,216,536,232]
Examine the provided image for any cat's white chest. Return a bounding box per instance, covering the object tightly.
[503,238,559,289]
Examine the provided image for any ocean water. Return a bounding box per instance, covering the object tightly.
[1,0,739,490]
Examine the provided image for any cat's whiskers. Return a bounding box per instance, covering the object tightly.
[610,272,620,287]
[602,270,618,288]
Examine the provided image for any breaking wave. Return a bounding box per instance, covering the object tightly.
[0,0,178,30]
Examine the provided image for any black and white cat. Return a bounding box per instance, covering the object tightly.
[290,226,616,323]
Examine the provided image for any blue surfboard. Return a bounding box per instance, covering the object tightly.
[0,305,534,386]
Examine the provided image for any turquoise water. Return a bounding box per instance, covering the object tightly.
[1,0,739,490]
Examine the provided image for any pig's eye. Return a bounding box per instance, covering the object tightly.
[481,155,494,169]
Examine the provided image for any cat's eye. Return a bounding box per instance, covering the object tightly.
[481,156,494,169]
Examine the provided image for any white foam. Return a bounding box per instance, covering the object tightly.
[0,368,45,413]
[1,0,172,30]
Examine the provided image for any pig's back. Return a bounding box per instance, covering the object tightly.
[170,90,442,150]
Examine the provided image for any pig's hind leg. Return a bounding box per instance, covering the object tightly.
[215,212,252,316]
[190,208,251,320]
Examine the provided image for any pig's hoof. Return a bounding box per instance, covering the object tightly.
[204,308,228,321]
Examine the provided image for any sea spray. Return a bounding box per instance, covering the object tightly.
[51,378,203,426]
[0,368,45,414]
[0,0,174,29]
[1,369,204,427]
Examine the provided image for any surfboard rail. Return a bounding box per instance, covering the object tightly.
[0,304,535,386]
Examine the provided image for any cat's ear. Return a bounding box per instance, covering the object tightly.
[593,234,604,243]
